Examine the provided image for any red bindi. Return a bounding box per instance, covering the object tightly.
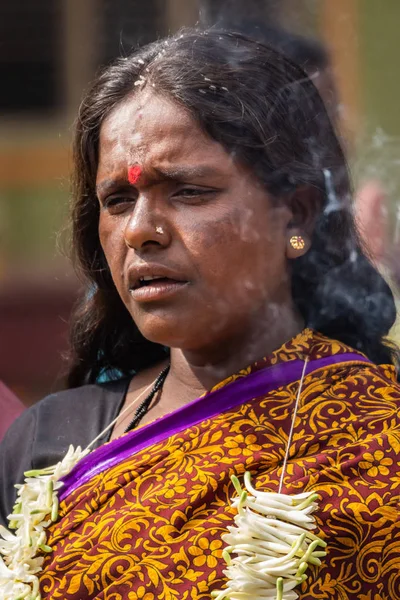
[128,165,142,185]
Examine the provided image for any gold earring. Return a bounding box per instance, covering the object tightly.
[289,235,306,251]
[155,226,164,235]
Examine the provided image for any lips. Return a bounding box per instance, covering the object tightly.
[129,265,188,290]
[134,274,177,290]
[128,264,189,302]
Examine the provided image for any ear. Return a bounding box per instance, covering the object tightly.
[284,186,321,259]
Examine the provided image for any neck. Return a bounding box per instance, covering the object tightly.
[165,304,304,400]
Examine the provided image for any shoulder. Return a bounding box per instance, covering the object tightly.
[34,379,129,419]
[31,379,129,453]
[314,359,400,407]
[346,360,400,399]
[1,379,129,459]
[309,330,400,393]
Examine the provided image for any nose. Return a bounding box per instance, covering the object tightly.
[124,195,169,251]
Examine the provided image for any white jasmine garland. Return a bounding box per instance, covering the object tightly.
[211,472,326,600]
[0,378,157,600]
[0,445,88,600]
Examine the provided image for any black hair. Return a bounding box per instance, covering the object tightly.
[207,19,330,74]
[67,28,398,387]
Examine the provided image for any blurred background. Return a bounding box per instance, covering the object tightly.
[0,0,399,405]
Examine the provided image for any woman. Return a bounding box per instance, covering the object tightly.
[1,30,399,599]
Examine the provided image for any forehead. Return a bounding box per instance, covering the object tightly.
[98,89,229,171]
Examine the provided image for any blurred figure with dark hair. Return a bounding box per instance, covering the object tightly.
[200,14,339,123]
[0,381,24,441]
[242,22,339,123]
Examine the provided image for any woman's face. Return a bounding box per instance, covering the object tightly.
[97,90,294,351]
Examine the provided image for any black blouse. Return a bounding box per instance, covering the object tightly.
[0,379,129,527]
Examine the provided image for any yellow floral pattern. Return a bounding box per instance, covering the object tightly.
[359,450,393,477]
[40,330,400,599]
[188,538,223,568]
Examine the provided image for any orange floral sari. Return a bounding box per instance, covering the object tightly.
[40,329,400,599]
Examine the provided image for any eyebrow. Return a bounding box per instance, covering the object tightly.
[96,178,128,195]
[96,164,222,194]
[153,165,222,181]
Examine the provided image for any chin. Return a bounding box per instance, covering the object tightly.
[134,314,193,348]
[130,303,228,350]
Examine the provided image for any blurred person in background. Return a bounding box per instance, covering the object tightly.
[0,381,24,441]
[1,29,399,599]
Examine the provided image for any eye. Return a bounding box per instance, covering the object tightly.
[174,187,216,202]
[102,196,135,214]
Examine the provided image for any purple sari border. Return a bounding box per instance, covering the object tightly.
[59,352,370,501]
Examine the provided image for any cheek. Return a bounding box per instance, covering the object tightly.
[186,208,289,310]
[98,217,126,287]
[98,218,112,263]
[191,209,285,276]
[232,205,269,244]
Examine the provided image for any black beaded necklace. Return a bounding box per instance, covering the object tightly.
[123,366,170,433]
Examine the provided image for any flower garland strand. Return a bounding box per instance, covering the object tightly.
[212,357,327,600]
[0,445,88,600]
[0,379,156,600]
[211,472,326,600]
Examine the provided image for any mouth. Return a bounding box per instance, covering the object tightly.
[132,275,178,289]
[129,273,189,302]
